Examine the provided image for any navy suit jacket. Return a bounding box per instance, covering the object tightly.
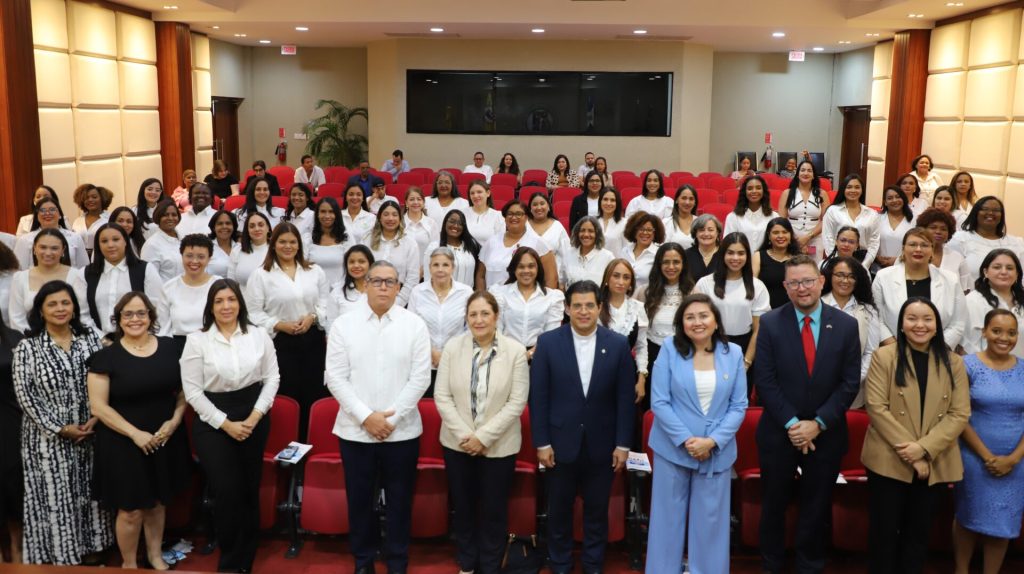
[529,324,636,464]
[753,302,861,457]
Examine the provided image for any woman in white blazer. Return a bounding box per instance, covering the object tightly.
[872,228,967,348]
[434,291,529,574]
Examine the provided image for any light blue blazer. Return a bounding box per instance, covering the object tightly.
[648,339,748,474]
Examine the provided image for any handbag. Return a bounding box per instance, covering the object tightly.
[501,533,544,573]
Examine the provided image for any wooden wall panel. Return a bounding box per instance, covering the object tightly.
[155,22,194,191]
[884,30,932,184]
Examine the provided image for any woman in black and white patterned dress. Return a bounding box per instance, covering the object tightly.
[12,280,112,565]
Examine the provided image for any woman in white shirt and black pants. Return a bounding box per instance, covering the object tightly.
[245,222,330,438]
[157,234,220,353]
[180,278,280,574]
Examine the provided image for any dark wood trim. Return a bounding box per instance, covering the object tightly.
[75,0,151,20]
[884,29,931,185]
[0,0,43,232]
[936,0,1024,27]
[155,22,195,189]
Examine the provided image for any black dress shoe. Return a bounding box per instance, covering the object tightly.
[355,566,375,574]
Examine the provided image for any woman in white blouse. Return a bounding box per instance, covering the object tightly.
[917,208,971,291]
[624,170,674,220]
[821,256,880,408]
[424,171,470,229]
[465,181,505,246]
[694,232,770,377]
[8,229,76,332]
[910,154,942,203]
[559,216,616,289]
[636,243,693,408]
[425,209,483,289]
[180,278,279,574]
[875,186,916,269]
[947,197,1024,286]
[599,259,649,404]
[402,186,437,273]
[662,185,697,249]
[73,223,164,338]
[778,160,831,263]
[598,188,627,256]
[15,185,56,237]
[621,212,664,293]
[14,197,90,269]
[526,191,569,276]
[962,249,1024,358]
[724,175,779,252]
[363,201,420,306]
[307,197,353,288]
[140,200,184,282]
[821,174,880,268]
[948,171,978,216]
[488,246,565,359]
[157,234,219,347]
[207,210,238,279]
[70,184,112,253]
[341,185,376,245]
[282,183,315,239]
[871,228,967,348]
[331,245,372,318]
[480,200,557,289]
[110,206,146,258]
[930,186,968,231]
[245,222,330,436]
[132,178,164,239]
[236,177,285,231]
[896,173,929,216]
[227,211,271,287]
[408,247,472,393]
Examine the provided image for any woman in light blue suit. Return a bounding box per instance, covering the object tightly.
[646,293,748,574]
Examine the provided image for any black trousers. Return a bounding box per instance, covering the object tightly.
[443,448,516,574]
[192,385,270,573]
[339,438,419,572]
[273,329,327,441]
[545,436,615,572]
[643,340,662,412]
[728,331,753,396]
[867,470,942,574]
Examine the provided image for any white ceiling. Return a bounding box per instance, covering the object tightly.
[120,0,1009,52]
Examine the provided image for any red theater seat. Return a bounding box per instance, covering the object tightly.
[490,185,515,208]
[268,166,294,191]
[324,167,350,184]
[831,409,871,551]
[614,174,641,190]
[508,408,538,535]
[551,187,580,204]
[522,169,548,187]
[553,201,572,220]
[459,172,487,185]
[222,196,245,212]
[439,168,463,180]
[271,196,288,210]
[700,203,733,223]
[490,173,518,188]
[412,399,448,538]
[299,398,349,535]
[696,188,720,206]
[519,185,547,201]
[397,172,424,186]
[316,183,344,199]
[259,396,299,530]
[721,188,740,206]
[620,187,642,208]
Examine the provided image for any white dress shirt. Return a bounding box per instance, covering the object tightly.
[822,292,881,402]
[913,172,943,203]
[532,220,569,276]
[157,274,220,336]
[877,214,916,260]
[600,217,627,256]
[404,214,438,268]
[294,165,326,189]
[463,164,494,183]
[235,205,285,231]
[423,240,478,288]
[424,197,471,229]
[325,301,432,442]
[15,214,33,236]
[0,271,12,325]
[70,260,165,335]
[571,327,597,397]
[620,242,660,292]
[821,203,881,268]
[909,196,929,217]
[480,229,552,287]
[307,241,355,288]
[466,208,505,246]
[140,232,184,282]
[71,211,109,250]
[407,280,472,354]
[180,325,280,429]
[662,217,695,250]
[227,242,269,287]
[14,228,90,269]
[871,264,967,346]
[285,208,316,239]
[559,246,615,288]
[245,262,331,336]
[606,297,649,373]
[364,234,421,306]
[724,209,780,252]
[962,290,1024,358]
[489,282,565,348]
[207,242,236,279]
[0,232,15,252]
[624,196,673,220]
[7,268,76,332]
[177,206,216,237]
[938,246,972,292]
[342,209,376,244]
[947,231,1024,285]
[694,275,771,336]
[640,283,685,346]
[331,285,367,319]
[367,195,400,215]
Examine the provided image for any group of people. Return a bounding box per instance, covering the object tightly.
[0,149,1022,574]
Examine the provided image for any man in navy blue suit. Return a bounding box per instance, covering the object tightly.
[754,255,861,574]
[529,280,635,574]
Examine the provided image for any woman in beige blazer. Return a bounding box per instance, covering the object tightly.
[434,290,529,574]
[862,297,970,574]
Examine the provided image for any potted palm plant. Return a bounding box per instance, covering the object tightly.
[302,99,368,168]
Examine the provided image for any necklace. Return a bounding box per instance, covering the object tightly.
[124,336,151,352]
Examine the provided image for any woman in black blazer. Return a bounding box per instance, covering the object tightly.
[570,171,605,230]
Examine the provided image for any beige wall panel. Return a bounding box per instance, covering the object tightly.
[964,66,1016,119]
[873,42,893,79]
[76,158,124,205]
[1007,121,1024,176]
[123,154,162,203]
[42,162,79,206]
[38,108,76,162]
[118,62,159,108]
[866,159,886,205]
[868,120,888,160]
[194,110,213,148]
[116,12,156,63]
[959,121,1011,173]
[121,110,160,154]
[1002,177,1024,234]
[1011,65,1024,119]
[971,172,1006,199]
[67,1,117,57]
[924,71,966,120]
[73,108,122,159]
[35,49,72,105]
[929,22,971,73]
[968,9,1021,69]
[920,121,963,168]
[193,70,212,110]
[192,34,211,71]
[71,55,119,106]
[31,0,69,51]
[871,78,891,120]
[195,149,214,178]
[932,167,958,188]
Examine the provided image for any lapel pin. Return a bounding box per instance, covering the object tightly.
[825,324,833,329]
[601,348,606,354]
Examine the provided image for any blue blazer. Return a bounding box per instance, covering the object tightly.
[529,325,635,464]
[648,339,748,473]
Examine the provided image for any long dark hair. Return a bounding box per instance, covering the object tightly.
[671,293,731,358]
[26,280,87,337]
[207,209,240,243]
[134,177,163,228]
[0,242,19,272]
[822,225,861,267]
[599,258,636,327]
[974,248,1024,311]
[673,184,699,219]
[713,232,755,300]
[836,173,866,206]
[644,242,692,319]
[86,223,141,279]
[736,175,773,216]
[551,154,571,176]
[284,182,313,219]
[110,206,146,254]
[758,217,800,254]
[263,222,310,272]
[201,278,251,334]
[894,297,955,388]
[785,160,823,209]
[599,188,623,223]
[498,152,520,175]
[31,228,71,267]
[240,211,272,254]
[341,245,375,300]
[881,185,914,222]
[504,247,547,294]
[438,209,481,258]
[30,197,68,231]
[642,169,666,198]
[896,173,921,199]
[962,196,1007,236]
[312,196,348,245]
[241,176,275,216]
[821,256,875,309]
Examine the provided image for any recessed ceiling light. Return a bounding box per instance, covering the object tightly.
[430,27,444,33]
[633,30,647,35]
[772,32,786,38]
[233,33,247,38]
[211,25,220,30]
[295,26,309,32]
[163,5,178,9]
[838,40,852,45]
[865,33,880,37]
[532,28,545,33]
[812,46,825,51]
[946,2,964,6]
[908,13,925,18]
[259,40,271,44]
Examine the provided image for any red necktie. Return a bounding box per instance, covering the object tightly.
[802,316,815,376]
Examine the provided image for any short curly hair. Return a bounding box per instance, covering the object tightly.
[916,207,957,238]
[623,212,666,244]
[73,184,114,212]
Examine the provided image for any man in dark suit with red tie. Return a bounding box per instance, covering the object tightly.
[753,255,861,574]
[529,280,635,574]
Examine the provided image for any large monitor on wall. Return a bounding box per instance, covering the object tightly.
[406,70,673,137]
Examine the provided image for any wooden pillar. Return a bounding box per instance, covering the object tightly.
[156,22,195,190]
[884,29,931,185]
[0,0,43,233]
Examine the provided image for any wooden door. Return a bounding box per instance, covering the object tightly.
[839,106,871,185]
[212,96,243,175]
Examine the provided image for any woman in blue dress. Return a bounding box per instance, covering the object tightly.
[954,308,1024,574]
